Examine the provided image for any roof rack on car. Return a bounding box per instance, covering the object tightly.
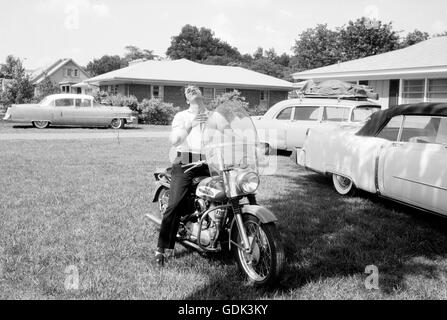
[299,93,370,101]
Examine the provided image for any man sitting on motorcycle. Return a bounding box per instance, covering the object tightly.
[154,85,210,267]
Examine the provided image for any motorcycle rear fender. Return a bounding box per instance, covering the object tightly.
[152,181,170,202]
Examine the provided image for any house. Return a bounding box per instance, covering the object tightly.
[86,59,294,109]
[30,58,91,95]
[292,37,447,108]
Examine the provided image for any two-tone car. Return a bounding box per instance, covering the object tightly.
[2,94,136,129]
[297,103,447,216]
[253,97,381,154]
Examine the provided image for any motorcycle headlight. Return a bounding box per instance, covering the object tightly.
[236,172,260,194]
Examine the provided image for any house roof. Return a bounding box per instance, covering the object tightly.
[30,58,89,84]
[293,37,447,80]
[86,59,294,90]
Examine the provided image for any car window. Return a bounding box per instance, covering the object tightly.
[322,107,350,122]
[376,115,403,141]
[75,99,92,107]
[294,107,320,121]
[401,116,447,145]
[352,106,381,122]
[276,107,293,120]
[55,99,74,107]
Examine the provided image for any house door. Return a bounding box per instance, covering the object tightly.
[389,79,400,107]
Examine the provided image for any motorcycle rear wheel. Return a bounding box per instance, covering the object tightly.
[232,215,284,286]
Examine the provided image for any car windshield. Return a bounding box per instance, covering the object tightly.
[352,106,381,122]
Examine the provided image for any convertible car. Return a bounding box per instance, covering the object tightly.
[2,94,136,129]
[297,103,447,216]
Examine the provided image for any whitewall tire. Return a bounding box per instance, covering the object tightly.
[110,118,125,129]
[32,121,50,129]
[332,174,356,196]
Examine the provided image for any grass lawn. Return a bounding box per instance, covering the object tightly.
[1,137,447,299]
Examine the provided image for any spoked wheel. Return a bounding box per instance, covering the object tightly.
[332,174,356,196]
[158,188,170,217]
[232,215,284,286]
[32,121,50,129]
[110,118,125,129]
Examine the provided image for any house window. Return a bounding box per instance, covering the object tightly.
[226,88,236,93]
[203,88,214,100]
[66,69,72,77]
[215,88,226,97]
[260,90,269,102]
[109,85,118,95]
[152,85,164,99]
[428,79,447,102]
[61,85,71,93]
[74,69,78,77]
[402,79,425,104]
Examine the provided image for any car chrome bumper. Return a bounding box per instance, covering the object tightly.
[126,116,137,124]
[296,147,305,166]
[2,109,11,121]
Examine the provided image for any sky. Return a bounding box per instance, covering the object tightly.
[1,0,447,70]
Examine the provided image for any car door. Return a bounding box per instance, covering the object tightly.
[74,98,102,126]
[380,115,447,214]
[266,106,293,150]
[285,106,321,149]
[53,98,76,125]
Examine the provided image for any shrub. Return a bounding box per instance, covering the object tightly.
[139,98,179,125]
[208,90,267,116]
[97,92,140,112]
[208,90,249,111]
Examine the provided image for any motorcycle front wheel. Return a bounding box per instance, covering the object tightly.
[232,215,284,286]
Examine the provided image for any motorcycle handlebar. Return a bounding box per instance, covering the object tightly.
[182,160,206,173]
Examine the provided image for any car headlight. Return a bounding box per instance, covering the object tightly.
[236,172,260,194]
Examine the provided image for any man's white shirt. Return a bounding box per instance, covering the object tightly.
[171,109,209,154]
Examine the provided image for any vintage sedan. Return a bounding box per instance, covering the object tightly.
[253,97,380,154]
[297,103,447,216]
[2,94,136,129]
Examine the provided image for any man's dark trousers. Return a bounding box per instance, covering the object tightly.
[157,160,209,250]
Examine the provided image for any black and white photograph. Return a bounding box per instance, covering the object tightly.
[1,0,447,307]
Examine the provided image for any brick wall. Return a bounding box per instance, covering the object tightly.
[164,86,187,109]
[239,89,261,108]
[129,84,151,101]
[269,90,289,107]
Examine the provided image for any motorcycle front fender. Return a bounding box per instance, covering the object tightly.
[241,205,278,224]
[152,180,170,202]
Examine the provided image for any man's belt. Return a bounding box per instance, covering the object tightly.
[177,152,205,164]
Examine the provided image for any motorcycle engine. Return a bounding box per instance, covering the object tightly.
[185,202,226,248]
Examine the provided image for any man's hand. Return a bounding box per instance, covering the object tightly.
[191,113,208,128]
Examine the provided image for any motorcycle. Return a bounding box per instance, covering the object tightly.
[148,102,284,286]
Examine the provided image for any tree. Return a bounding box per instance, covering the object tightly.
[86,55,123,77]
[0,55,34,106]
[166,24,241,63]
[337,17,400,61]
[434,31,447,37]
[123,45,157,64]
[292,24,341,71]
[401,29,430,48]
[34,76,60,100]
[0,55,25,79]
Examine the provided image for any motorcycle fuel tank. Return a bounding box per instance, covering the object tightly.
[196,177,226,202]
